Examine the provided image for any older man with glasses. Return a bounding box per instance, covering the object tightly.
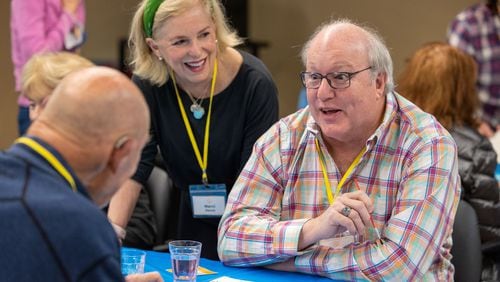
[217,18,460,281]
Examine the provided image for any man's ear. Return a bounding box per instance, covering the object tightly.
[109,136,132,174]
[375,72,387,98]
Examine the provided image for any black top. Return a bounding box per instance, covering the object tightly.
[0,137,123,281]
[127,51,279,259]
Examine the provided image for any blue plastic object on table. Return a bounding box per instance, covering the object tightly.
[496,163,500,182]
[124,247,331,281]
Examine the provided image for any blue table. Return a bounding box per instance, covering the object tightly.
[124,247,330,281]
[496,163,500,182]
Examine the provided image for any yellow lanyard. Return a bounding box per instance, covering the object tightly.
[15,137,77,192]
[171,60,218,185]
[315,138,366,204]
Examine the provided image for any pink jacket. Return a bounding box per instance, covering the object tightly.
[10,0,85,106]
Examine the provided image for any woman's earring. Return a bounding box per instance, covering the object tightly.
[158,56,163,61]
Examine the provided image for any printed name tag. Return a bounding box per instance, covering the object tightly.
[189,184,227,218]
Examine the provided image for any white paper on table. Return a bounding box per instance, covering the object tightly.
[489,131,500,163]
[210,276,252,282]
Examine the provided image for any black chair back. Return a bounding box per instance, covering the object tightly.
[451,199,482,282]
[146,166,173,247]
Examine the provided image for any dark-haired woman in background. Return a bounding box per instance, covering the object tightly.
[398,42,500,245]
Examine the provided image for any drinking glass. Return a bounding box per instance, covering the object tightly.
[121,249,146,276]
[169,240,202,281]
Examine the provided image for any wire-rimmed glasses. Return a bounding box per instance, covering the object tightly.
[300,66,372,89]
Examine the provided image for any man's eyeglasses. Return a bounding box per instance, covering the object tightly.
[300,66,372,89]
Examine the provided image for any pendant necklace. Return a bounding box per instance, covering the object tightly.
[185,90,205,119]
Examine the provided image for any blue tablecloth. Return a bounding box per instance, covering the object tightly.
[124,247,331,281]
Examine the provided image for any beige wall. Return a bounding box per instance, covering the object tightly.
[0,0,476,149]
[0,1,16,149]
[249,0,477,116]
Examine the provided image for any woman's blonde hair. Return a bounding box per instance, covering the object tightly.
[129,0,243,86]
[397,42,479,129]
[21,52,94,102]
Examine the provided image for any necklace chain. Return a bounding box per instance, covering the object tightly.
[184,90,203,105]
[183,89,207,119]
[185,90,203,106]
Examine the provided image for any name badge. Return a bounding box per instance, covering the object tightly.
[319,231,358,249]
[189,184,227,218]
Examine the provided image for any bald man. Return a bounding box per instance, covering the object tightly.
[0,67,162,281]
[218,19,460,280]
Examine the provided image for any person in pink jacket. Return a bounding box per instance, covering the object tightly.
[10,0,86,135]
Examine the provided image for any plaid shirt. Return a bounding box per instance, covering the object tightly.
[448,3,500,128]
[218,92,460,281]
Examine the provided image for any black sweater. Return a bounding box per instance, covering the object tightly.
[127,51,279,259]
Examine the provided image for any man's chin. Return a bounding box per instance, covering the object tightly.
[320,126,344,140]
[98,200,110,209]
[89,186,118,208]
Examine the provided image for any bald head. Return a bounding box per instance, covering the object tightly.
[28,66,150,205]
[38,66,149,146]
[316,22,369,52]
[301,19,394,94]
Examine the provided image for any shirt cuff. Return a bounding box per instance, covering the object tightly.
[272,218,312,256]
[64,23,85,50]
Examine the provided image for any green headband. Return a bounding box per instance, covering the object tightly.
[143,0,164,37]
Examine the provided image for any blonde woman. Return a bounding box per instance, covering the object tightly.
[22,51,94,121]
[107,0,278,259]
